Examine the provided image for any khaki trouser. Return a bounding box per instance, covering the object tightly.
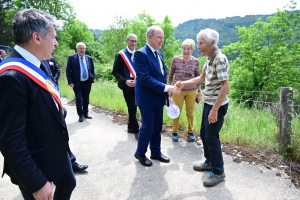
[171,90,197,133]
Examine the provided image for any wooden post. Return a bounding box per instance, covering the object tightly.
[279,87,293,153]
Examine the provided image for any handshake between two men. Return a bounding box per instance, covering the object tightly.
[167,80,198,95]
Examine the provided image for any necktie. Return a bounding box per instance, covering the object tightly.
[154,51,163,75]
[80,57,88,79]
[128,52,133,61]
[154,51,158,60]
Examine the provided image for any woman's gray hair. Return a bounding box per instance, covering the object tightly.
[12,8,60,44]
[197,28,219,48]
[181,39,195,51]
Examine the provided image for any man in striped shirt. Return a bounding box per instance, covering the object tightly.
[176,28,230,187]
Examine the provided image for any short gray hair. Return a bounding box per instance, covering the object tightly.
[146,25,161,41]
[197,28,219,48]
[12,8,60,44]
[181,39,195,51]
[76,42,86,48]
[126,33,137,40]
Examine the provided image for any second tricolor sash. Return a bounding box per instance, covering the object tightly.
[119,50,136,79]
[0,58,62,108]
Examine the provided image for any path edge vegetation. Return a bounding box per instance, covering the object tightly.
[59,76,300,163]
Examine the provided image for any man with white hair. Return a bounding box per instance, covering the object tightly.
[66,42,95,122]
[133,25,181,167]
[176,28,230,187]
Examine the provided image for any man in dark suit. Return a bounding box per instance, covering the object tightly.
[0,8,75,199]
[42,56,60,83]
[0,49,6,62]
[112,33,139,138]
[66,42,95,122]
[133,25,181,167]
[42,57,89,172]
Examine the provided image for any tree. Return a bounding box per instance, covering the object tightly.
[222,0,300,106]
[61,19,94,51]
[5,0,75,23]
[99,16,131,63]
[159,16,181,68]
[99,12,181,68]
[1,0,76,48]
[0,0,14,46]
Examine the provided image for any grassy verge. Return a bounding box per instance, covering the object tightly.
[59,75,300,161]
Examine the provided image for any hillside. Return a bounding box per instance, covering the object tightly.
[90,14,272,57]
[174,14,270,57]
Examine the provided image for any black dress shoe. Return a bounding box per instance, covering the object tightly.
[134,153,152,167]
[84,114,92,119]
[150,154,170,163]
[79,116,84,122]
[73,164,88,172]
[135,133,139,140]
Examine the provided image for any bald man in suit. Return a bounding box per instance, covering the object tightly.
[133,25,180,167]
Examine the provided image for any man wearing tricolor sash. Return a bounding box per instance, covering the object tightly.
[0,8,75,200]
[112,34,140,139]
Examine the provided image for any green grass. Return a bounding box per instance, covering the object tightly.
[221,104,278,147]
[59,76,300,162]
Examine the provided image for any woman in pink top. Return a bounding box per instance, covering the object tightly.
[168,39,201,142]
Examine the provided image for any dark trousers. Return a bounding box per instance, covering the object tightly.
[135,106,163,157]
[73,81,91,117]
[68,148,78,167]
[19,156,76,200]
[200,103,228,175]
[122,88,139,132]
[63,108,78,168]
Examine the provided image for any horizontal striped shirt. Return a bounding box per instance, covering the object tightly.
[168,55,200,91]
[203,48,230,105]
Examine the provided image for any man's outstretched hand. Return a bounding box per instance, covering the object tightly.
[167,85,181,94]
[175,81,184,89]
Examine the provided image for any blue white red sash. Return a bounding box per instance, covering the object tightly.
[0,58,62,108]
[119,50,136,79]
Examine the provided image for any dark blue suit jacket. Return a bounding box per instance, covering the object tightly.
[134,45,168,109]
[42,57,60,83]
[0,49,69,193]
[66,53,95,87]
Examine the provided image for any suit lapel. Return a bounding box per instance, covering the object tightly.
[39,87,66,127]
[145,46,161,75]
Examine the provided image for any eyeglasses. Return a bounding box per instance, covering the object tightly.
[129,40,137,43]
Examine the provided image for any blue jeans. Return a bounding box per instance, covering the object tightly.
[200,103,228,175]
[19,156,76,200]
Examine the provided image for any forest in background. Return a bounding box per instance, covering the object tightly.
[90,14,270,58]
[0,0,299,106]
